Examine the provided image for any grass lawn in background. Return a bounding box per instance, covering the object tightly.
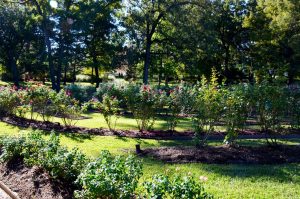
[0,121,299,198]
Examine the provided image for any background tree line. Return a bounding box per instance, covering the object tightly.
[0,0,299,89]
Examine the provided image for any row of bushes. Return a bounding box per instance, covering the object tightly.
[79,76,299,146]
[0,131,212,199]
[1,76,299,146]
[0,85,81,126]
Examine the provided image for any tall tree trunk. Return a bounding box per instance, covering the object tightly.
[63,61,68,86]
[72,60,76,83]
[158,56,162,87]
[44,25,56,91]
[143,36,151,85]
[56,38,63,92]
[8,50,19,87]
[92,53,100,88]
[224,45,231,81]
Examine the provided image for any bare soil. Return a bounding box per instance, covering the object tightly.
[0,158,73,199]
[141,145,300,164]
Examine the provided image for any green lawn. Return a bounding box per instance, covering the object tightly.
[0,121,299,198]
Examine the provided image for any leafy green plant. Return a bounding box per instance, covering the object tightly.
[74,151,143,199]
[54,89,82,126]
[0,135,25,162]
[252,82,288,145]
[142,174,212,199]
[124,84,163,131]
[26,84,57,121]
[193,69,224,147]
[64,84,96,103]
[92,94,120,131]
[0,86,20,116]
[223,84,250,145]
[0,131,88,184]
[166,84,196,131]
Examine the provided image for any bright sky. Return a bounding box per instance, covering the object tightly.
[50,0,58,9]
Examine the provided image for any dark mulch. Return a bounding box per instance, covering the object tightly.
[141,145,300,164]
[1,116,300,140]
[0,159,73,199]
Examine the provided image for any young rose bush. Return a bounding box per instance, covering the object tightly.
[124,84,165,131]
[26,84,58,121]
[94,82,126,108]
[166,84,197,131]
[0,86,20,116]
[193,69,224,147]
[251,82,288,145]
[91,94,120,131]
[54,89,82,126]
[74,151,143,199]
[223,84,250,145]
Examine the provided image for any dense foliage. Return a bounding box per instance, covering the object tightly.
[0,132,212,198]
[0,80,299,146]
[1,0,299,87]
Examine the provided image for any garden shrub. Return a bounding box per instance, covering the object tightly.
[26,84,58,121]
[64,84,96,103]
[94,82,126,106]
[223,84,250,145]
[142,174,212,199]
[91,94,120,130]
[124,84,165,131]
[0,135,25,162]
[54,90,82,126]
[252,82,288,145]
[0,131,88,184]
[193,69,224,147]
[287,89,300,129]
[166,84,196,131]
[74,151,143,199]
[0,86,20,116]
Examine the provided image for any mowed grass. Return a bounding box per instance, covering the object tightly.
[25,111,264,132]
[0,122,299,198]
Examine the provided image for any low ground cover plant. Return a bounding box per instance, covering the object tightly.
[0,131,87,184]
[142,174,213,199]
[74,151,143,199]
[0,132,212,198]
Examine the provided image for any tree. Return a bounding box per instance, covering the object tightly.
[123,0,203,84]
[76,0,121,88]
[0,4,34,86]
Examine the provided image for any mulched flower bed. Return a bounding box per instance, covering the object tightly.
[0,159,73,199]
[1,116,300,140]
[141,145,300,164]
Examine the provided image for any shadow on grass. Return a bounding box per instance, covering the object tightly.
[140,157,300,184]
[199,163,300,183]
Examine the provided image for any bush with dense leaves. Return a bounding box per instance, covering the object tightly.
[193,70,224,147]
[251,82,288,145]
[142,174,212,199]
[64,84,96,103]
[124,84,165,131]
[54,90,82,126]
[0,86,20,116]
[165,84,196,131]
[74,151,143,199]
[0,131,88,184]
[223,84,250,145]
